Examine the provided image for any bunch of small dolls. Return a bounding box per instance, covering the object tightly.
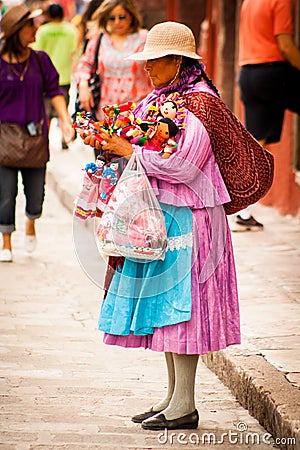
[72,98,183,159]
[73,94,187,221]
[73,101,135,145]
[73,152,123,221]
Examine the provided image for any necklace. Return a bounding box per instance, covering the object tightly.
[10,57,30,81]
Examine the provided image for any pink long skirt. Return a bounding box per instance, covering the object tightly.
[103,206,240,355]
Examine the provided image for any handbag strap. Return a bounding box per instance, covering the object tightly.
[33,50,45,93]
[93,33,103,74]
[32,50,45,122]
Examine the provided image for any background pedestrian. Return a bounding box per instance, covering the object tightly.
[34,3,78,149]
[72,0,103,57]
[0,4,74,262]
[236,0,300,231]
[75,0,152,126]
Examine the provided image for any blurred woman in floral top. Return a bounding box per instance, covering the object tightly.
[75,0,152,121]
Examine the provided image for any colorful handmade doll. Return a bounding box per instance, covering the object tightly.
[156,92,187,127]
[158,100,178,120]
[98,158,121,209]
[72,111,110,145]
[74,155,106,220]
[72,111,91,131]
[129,117,179,158]
[144,118,179,158]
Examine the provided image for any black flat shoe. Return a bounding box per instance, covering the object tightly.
[141,409,199,430]
[131,407,163,423]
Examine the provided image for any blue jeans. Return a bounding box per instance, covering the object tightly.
[0,165,46,234]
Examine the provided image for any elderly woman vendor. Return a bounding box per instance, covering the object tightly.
[82,21,240,430]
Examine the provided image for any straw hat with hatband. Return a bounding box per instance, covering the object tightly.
[0,4,42,39]
[125,21,202,61]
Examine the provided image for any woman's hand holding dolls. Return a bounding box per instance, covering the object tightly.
[81,131,133,159]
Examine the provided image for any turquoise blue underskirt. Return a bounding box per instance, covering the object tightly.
[98,203,193,336]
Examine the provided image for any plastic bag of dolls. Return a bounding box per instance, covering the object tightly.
[95,154,167,260]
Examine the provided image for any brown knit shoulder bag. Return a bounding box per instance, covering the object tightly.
[184,92,274,215]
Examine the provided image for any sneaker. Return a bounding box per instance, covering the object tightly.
[25,235,37,253]
[235,215,264,231]
[0,249,13,262]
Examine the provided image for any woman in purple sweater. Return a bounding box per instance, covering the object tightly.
[81,22,240,430]
[0,5,74,262]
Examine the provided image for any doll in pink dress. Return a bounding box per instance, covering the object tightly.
[74,155,106,220]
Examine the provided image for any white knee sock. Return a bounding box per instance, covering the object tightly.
[153,352,175,411]
[162,353,199,420]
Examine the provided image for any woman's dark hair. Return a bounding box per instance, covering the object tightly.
[47,3,64,19]
[199,65,220,97]
[0,32,25,59]
[181,56,220,97]
[80,0,103,51]
[95,0,142,33]
[159,117,179,138]
[81,0,103,23]
[139,118,178,138]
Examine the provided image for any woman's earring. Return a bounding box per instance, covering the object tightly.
[169,65,181,85]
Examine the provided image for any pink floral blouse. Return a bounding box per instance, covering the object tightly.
[76,30,152,119]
